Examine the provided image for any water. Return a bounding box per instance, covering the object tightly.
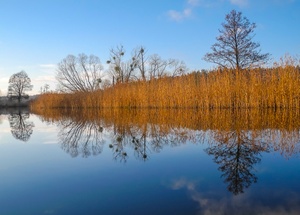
[0,108,300,215]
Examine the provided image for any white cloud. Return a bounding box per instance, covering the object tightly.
[0,77,9,96]
[166,0,251,22]
[167,0,199,22]
[187,0,200,6]
[168,10,187,22]
[39,64,56,70]
[33,75,56,83]
[230,0,249,7]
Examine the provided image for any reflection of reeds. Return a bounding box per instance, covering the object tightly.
[34,108,300,158]
[31,61,300,109]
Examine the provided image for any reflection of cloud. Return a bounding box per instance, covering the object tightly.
[168,178,300,214]
[170,178,214,209]
[171,178,196,190]
[43,140,58,144]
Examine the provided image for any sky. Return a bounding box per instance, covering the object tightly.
[0,0,299,95]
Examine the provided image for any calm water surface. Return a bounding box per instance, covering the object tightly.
[0,108,299,215]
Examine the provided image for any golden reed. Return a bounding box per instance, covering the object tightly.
[31,58,300,110]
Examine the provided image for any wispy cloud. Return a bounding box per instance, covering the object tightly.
[187,0,200,6]
[0,77,9,95]
[166,0,251,21]
[167,0,200,22]
[33,75,56,83]
[230,0,249,7]
[39,64,56,69]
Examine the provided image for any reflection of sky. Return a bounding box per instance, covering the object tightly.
[0,114,299,214]
[0,114,59,144]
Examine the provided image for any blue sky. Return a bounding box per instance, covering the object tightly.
[0,0,299,95]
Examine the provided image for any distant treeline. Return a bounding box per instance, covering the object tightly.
[31,62,300,110]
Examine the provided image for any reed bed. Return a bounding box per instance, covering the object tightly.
[31,60,300,110]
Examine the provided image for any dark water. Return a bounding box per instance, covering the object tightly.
[0,108,299,215]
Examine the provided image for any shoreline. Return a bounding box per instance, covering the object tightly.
[0,95,38,109]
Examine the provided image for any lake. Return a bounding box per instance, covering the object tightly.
[0,108,300,215]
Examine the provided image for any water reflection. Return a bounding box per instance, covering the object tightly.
[33,108,300,194]
[58,117,105,157]
[8,109,34,142]
[205,130,269,195]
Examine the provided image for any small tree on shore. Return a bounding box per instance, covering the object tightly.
[203,10,270,70]
[7,71,33,103]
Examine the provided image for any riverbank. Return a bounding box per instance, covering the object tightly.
[31,64,300,110]
[0,96,38,108]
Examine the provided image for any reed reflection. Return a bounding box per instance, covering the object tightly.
[34,108,300,193]
[8,109,34,142]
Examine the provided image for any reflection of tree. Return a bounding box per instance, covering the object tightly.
[36,108,300,165]
[8,111,34,142]
[58,119,105,157]
[205,130,269,195]
[108,124,150,162]
[107,122,201,162]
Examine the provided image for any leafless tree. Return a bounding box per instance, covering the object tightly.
[56,53,103,92]
[7,71,33,103]
[203,10,270,70]
[132,46,148,81]
[168,59,187,77]
[107,45,138,84]
[148,54,168,79]
[107,45,188,83]
[148,55,187,79]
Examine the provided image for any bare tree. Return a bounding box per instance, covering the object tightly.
[106,45,137,84]
[148,55,187,79]
[7,71,33,103]
[40,83,50,94]
[168,59,187,77]
[107,45,188,83]
[133,46,148,81]
[56,53,103,92]
[148,54,168,79]
[203,10,270,70]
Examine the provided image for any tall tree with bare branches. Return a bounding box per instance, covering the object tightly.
[203,10,270,70]
[56,54,103,92]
